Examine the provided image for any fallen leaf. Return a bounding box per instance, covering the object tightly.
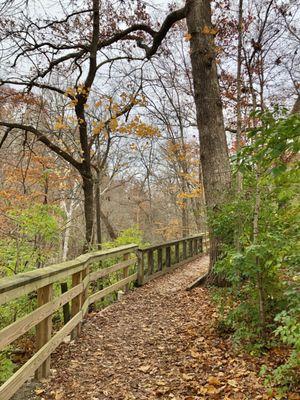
[207,376,221,386]
[35,388,45,396]
[182,373,194,381]
[227,379,239,387]
[138,365,151,373]
[55,391,64,400]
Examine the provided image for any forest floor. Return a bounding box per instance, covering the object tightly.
[18,255,289,400]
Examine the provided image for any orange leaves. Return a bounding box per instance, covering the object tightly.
[202,25,218,35]
[177,188,202,200]
[184,32,192,41]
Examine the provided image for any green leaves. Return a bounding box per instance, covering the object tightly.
[0,204,61,278]
[212,108,300,391]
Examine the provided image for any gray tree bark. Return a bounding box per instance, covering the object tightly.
[186,0,231,274]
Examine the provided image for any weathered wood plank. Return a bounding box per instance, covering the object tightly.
[188,239,193,257]
[35,284,53,379]
[140,234,204,252]
[157,248,163,271]
[183,240,187,259]
[0,312,82,400]
[137,251,145,286]
[89,257,137,281]
[166,246,171,268]
[88,273,138,305]
[0,244,138,305]
[175,243,180,264]
[123,253,130,293]
[0,283,83,350]
[71,271,82,339]
[147,250,154,276]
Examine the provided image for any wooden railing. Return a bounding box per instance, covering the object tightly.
[137,234,203,285]
[0,235,204,400]
[0,244,137,400]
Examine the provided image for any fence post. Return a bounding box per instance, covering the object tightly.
[82,264,90,317]
[199,236,203,253]
[175,243,180,264]
[183,239,187,260]
[193,238,197,255]
[166,246,171,268]
[123,252,129,293]
[148,250,154,277]
[188,239,193,257]
[157,248,163,271]
[71,271,83,339]
[35,283,53,379]
[137,250,144,286]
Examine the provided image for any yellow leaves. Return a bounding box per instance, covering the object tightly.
[109,118,118,131]
[118,116,160,138]
[92,121,105,136]
[184,32,192,41]
[64,87,76,97]
[133,121,160,138]
[54,117,67,130]
[64,84,89,98]
[75,84,89,97]
[202,25,218,35]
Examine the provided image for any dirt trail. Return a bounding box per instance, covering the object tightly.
[26,256,269,400]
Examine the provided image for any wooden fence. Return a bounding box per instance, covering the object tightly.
[0,234,204,400]
[137,234,203,284]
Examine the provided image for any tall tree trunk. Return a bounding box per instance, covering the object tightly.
[82,174,94,250]
[186,0,231,272]
[95,170,102,249]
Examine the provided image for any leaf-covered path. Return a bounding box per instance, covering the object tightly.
[32,256,269,400]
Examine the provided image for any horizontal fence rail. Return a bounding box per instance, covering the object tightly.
[137,234,203,285]
[0,235,205,400]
